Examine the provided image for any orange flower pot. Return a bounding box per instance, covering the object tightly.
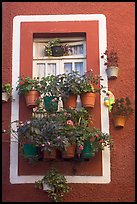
[113,115,127,128]
[62,94,77,109]
[43,148,57,160]
[62,144,76,159]
[80,92,96,108]
[25,90,40,108]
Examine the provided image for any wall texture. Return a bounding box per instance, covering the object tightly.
[2,2,135,202]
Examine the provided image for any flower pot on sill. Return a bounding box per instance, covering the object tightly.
[23,143,39,159]
[81,142,95,159]
[43,148,57,160]
[2,92,10,102]
[113,115,127,128]
[51,46,64,57]
[62,94,77,109]
[25,90,40,108]
[62,144,76,159]
[106,66,119,79]
[44,96,59,113]
[80,92,96,108]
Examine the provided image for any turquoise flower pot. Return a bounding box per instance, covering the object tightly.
[81,142,95,159]
[44,96,58,113]
[23,143,39,159]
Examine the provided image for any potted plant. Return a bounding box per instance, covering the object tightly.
[44,38,72,57]
[111,97,133,128]
[2,83,13,102]
[35,168,70,202]
[80,127,113,159]
[79,69,104,108]
[39,75,62,113]
[16,76,41,108]
[9,119,43,161]
[101,48,119,79]
[58,71,81,109]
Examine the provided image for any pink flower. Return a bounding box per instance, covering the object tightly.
[79,145,84,151]
[66,120,74,126]
[99,139,104,143]
[57,136,60,139]
[27,121,31,124]
[51,98,57,102]
[90,137,95,142]
[95,134,99,138]
[42,144,45,147]
[47,141,51,145]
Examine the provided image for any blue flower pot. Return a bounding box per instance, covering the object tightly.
[81,142,96,159]
[44,96,58,113]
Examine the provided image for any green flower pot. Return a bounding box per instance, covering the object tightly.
[81,142,95,159]
[44,96,58,113]
[23,143,39,159]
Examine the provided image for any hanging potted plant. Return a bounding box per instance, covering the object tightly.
[44,38,72,57]
[59,71,81,109]
[35,168,70,202]
[16,76,41,108]
[111,97,133,128]
[101,48,119,79]
[80,127,113,159]
[39,75,61,113]
[79,69,104,108]
[8,119,43,161]
[2,83,13,102]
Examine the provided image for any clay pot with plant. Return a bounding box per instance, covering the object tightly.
[16,76,41,108]
[101,48,119,79]
[59,71,81,109]
[2,83,13,102]
[79,69,104,108]
[111,97,133,128]
[35,168,70,202]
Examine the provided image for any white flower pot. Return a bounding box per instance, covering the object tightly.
[106,66,119,79]
[2,92,10,102]
[43,183,54,191]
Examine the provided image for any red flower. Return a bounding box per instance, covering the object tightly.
[90,137,95,142]
[19,81,25,85]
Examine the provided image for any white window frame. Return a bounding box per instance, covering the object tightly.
[11,14,109,184]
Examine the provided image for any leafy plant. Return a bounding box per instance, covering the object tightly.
[39,75,61,97]
[58,71,81,98]
[101,48,119,67]
[111,97,133,117]
[79,69,104,94]
[35,168,70,202]
[2,83,13,96]
[16,76,41,95]
[44,38,72,57]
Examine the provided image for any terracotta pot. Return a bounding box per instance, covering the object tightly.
[62,144,76,159]
[25,90,40,108]
[62,94,77,109]
[2,92,10,102]
[43,148,57,160]
[113,115,127,128]
[80,92,96,108]
[106,66,119,79]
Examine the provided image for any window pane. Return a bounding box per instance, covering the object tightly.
[71,45,83,55]
[64,63,72,73]
[33,63,45,79]
[75,62,84,76]
[47,63,56,75]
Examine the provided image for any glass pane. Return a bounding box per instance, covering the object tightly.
[71,45,83,55]
[33,63,45,79]
[47,63,56,75]
[64,63,72,73]
[75,62,84,76]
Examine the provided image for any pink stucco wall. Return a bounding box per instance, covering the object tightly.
[2,2,135,202]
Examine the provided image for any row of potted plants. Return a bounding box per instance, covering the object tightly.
[15,70,104,110]
[8,108,113,161]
